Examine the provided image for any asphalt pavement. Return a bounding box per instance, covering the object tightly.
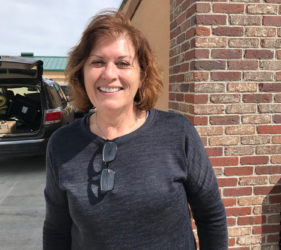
[0,155,46,250]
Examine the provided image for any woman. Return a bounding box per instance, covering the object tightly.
[43,11,228,250]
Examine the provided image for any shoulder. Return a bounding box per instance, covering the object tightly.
[152,109,194,130]
[47,115,89,153]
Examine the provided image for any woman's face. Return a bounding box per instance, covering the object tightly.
[83,35,141,113]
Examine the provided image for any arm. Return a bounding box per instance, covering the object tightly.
[43,144,72,250]
[184,123,228,249]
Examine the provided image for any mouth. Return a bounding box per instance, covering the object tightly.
[98,87,123,93]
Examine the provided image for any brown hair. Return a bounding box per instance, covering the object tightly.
[65,10,163,112]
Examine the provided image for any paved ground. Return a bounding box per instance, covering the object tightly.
[0,155,46,250]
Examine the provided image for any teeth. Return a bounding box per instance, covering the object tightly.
[99,87,121,93]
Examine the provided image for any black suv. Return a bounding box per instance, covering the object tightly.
[0,56,75,158]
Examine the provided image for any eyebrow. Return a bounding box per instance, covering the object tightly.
[88,54,132,60]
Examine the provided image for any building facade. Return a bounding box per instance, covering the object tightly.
[122,0,281,249]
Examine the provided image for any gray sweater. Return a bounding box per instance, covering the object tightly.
[43,109,228,250]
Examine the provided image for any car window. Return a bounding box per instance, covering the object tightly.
[45,84,63,109]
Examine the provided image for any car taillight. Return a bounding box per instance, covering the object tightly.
[44,109,62,124]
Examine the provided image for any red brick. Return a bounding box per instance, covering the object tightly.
[176,74,184,82]
[238,216,265,225]
[240,156,269,165]
[205,147,223,157]
[266,0,281,3]
[259,83,281,92]
[211,72,241,81]
[196,3,211,13]
[210,116,240,125]
[187,115,208,126]
[176,93,184,102]
[213,27,243,36]
[195,49,210,59]
[210,157,239,166]
[217,178,238,187]
[185,94,208,104]
[268,214,280,223]
[273,115,281,123]
[253,225,280,234]
[245,50,274,59]
[213,3,244,14]
[195,15,226,25]
[254,185,281,195]
[228,238,236,247]
[227,218,236,227]
[263,16,281,26]
[169,93,175,101]
[224,187,252,197]
[267,234,280,243]
[269,194,281,204]
[212,49,242,59]
[224,167,254,176]
[226,207,251,216]
[258,125,281,134]
[190,60,225,70]
[255,165,281,175]
[228,60,258,70]
[222,198,236,207]
[177,33,186,44]
[195,27,210,36]
[243,94,272,103]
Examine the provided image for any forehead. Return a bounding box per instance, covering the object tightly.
[91,34,136,55]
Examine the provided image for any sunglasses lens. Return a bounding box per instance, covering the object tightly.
[103,142,117,162]
[100,168,115,193]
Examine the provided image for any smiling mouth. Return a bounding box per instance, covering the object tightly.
[98,87,123,93]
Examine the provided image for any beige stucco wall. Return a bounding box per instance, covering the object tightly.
[122,0,169,111]
[43,71,66,85]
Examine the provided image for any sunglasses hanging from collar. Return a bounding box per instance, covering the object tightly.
[100,141,117,193]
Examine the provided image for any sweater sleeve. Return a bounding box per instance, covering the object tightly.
[43,142,72,250]
[183,120,228,249]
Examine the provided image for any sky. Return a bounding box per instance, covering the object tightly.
[0,0,123,56]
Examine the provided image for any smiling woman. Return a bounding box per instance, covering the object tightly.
[43,11,228,250]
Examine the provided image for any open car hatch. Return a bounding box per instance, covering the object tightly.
[0,56,43,81]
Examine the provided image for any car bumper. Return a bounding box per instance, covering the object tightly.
[0,138,48,158]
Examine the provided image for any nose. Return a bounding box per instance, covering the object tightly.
[101,62,117,81]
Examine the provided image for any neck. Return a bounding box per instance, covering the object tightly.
[89,107,146,140]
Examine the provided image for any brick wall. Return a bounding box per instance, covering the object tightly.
[170,0,281,249]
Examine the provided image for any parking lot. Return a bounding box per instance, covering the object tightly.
[0,155,45,250]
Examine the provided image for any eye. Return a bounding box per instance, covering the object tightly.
[91,60,105,67]
[116,61,130,69]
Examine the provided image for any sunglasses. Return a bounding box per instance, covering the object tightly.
[100,141,117,193]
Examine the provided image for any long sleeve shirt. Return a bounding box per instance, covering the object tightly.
[43,109,228,250]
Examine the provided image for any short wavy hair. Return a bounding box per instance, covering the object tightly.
[65,11,163,112]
